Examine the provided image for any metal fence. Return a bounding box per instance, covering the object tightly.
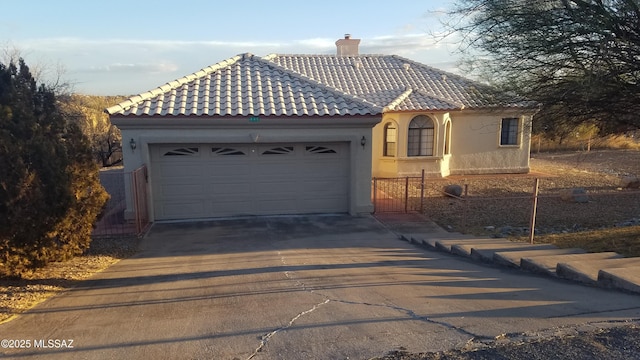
[92,165,150,238]
[372,170,426,213]
[373,172,640,243]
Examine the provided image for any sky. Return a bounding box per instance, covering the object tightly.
[1,0,462,96]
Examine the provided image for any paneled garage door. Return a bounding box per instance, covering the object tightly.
[150,143,350,220]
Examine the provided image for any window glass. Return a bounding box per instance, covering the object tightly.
[408,115,434,156]
[383,123,397,157]
[500,118,519,145]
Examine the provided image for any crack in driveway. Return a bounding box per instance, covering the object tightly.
[246,252,485,359]
[246,299,330,360]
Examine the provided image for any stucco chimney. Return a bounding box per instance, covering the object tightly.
[335,34,360,56]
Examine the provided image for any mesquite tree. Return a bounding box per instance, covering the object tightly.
[446,0,640,133]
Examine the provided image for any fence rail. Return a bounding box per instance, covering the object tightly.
[373,172,640,243]
[373,170,425,213]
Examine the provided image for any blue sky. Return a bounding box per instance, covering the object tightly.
[1,0,461,95]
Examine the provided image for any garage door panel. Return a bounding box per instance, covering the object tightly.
[207,165,252,178]
[302,197,348,212]
[210,182,252,195]
[303,180,347,193]
[162,201,205,219]
[210,199,255,215]
[159,165,203,178]
[160,183,205,197]
[151,142,349,220]
[255,199,298,212]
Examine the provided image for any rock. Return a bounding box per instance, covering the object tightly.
[620,175,640,189]
[443,184,463,198]
[560,188,589,203]
[499,225,513,235]
[484,226,495,231]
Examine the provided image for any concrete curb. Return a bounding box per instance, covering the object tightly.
[390,222,640,295]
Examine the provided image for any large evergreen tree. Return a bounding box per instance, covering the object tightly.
[446,0,640,133]
[0,59,109,277]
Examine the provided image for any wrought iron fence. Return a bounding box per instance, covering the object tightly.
[372,170,426,213]
[373,171,640,243]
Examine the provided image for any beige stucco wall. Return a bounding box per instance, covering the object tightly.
[372,110,533,178]
[372,112,451,178]
[447,112,533,175]
[113,117,377,221]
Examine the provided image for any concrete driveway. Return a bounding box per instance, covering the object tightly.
[1,215,639,359]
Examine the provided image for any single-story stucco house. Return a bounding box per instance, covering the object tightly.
[107,35,538,222]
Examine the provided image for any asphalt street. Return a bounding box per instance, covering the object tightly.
[1,215,639,359]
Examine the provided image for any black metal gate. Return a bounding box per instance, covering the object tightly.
[372,170,425,213]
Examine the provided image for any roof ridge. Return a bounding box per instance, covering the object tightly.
[383,88,413,112]
[414,88,465,110]
[260,54,383,112]
[268,53,388,58]
[105,54,246,115]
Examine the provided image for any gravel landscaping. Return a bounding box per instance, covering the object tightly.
[421,150,640,236]
[376,323,640,360]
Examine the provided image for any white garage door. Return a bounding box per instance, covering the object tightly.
[150,143,350,220]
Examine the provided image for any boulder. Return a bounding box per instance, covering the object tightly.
[443,184,463,198]
[560,188,589,203]
[620,175,640,189]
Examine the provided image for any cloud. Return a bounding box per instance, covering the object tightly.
[363,34,442,55]
[86,62,179,74]
[8,33,463,95]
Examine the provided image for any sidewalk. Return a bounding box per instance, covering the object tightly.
[373,213,640,295]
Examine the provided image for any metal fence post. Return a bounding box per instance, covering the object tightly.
[420,169,425,213]
[373,178,377,214]
[404,176,409,213]
[529,178,540,244]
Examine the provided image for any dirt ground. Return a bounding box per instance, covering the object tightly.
[1,149,639,357]
[0,236,138,323]
[421,150,640,235]
[376,323,640,360]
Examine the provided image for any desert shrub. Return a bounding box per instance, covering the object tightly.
[0,59,109,277]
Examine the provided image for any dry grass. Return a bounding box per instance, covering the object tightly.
[520,226,640,258]
[0,236,138,324]
[531,133,640,152]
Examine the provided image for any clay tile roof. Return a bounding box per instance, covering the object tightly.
[107,53,537,118]
[106,53,382,117]
[266,54,537,111]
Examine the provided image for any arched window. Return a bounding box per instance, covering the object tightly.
[407,115,434,156]
[383,122,397,157]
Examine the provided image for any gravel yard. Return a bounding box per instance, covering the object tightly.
[0,236,138,323]
[376,323,640,360]
[421,150,640,236]
[1,149,639,359]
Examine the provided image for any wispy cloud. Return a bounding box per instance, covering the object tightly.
[8,33,462,95]
[86,62,179,74]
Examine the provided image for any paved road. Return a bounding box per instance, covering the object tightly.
[1,215,639,359]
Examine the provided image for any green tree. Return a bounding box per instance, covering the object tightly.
[0,59,109,277]
[445,0,640,132]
